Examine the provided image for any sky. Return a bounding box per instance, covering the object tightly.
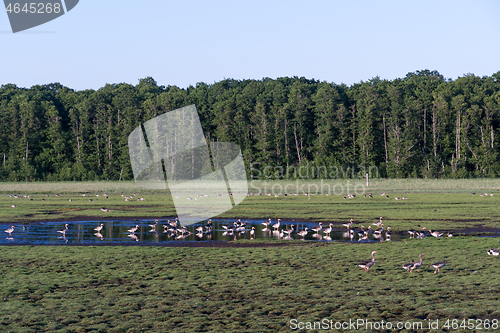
[1,0,500,91]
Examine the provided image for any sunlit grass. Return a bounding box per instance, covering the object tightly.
[1,239,499,332]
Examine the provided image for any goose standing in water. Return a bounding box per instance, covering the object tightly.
[297,228,308,239]
[272,219,281,231]
[5,225,15,236]
[429,260,447,274]
[311,222,323,234]
[57,224,69,236]
[94,223,104,233]
[410,254,424,273]
[356,251,377,272]
[343,219,354,229]
[127,225,139,234]
[428,230,444,238]
[250,226,256,239]
[323,223,334,236]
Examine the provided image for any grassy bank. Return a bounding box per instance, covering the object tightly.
[1,238,499,332]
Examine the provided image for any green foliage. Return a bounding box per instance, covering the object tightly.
[1,71,500,181]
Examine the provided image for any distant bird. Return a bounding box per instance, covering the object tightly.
[57,224,69,236]
[262,219,272,228]
[410,254,424,273]
[11,205,17,208]
[89,199,93,202]
[69,199,72,202]
[357,251,377,272]
[127,225,139,233]
[5,225,15,236]
[297,228,308,239]
[488,249,500,256]
[402,260,415,272]
[94,223,104,232]
[343,219,354,229]
[100,207,110,212]
[311,222,323,234]
[429,260,447,274]
[149,219,158,229]
[250,226,256,239]
[428,230,444,238]
[323,223,334,236]
[272,219,281,231]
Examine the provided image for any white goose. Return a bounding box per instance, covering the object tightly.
[428,230,444,238]
[250,226,256,239]
[357,251,377,272]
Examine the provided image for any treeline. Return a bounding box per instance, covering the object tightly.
[1,70,500,181]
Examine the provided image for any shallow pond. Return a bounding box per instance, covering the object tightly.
[0,219,490,245]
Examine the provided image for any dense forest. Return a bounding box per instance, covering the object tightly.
[1,70,500,181]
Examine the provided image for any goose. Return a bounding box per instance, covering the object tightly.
[94,223,104,232]
[297,228,308,239]
[357,251,377,272]
[385,227,392,241]
[428,230,444,238]
[407,230,416,238]
[342,219,354,229]
[373,217,383,227]
[283,224,295,236]
[372,225,384,237]
[410,254,424,273]
[262,219,272,228]
[127,225,139,233]
[356,226,366,238]
[323,223,333,236]
[487,249,500,256]
[311,222,323,234]
[402,260,415,272]
[5,225,15,236]
[272,219,281,231]
[149,219,158,229]
[429,260,447,274]
[57,224,69,235]
[196,226,204,234]
[250,226,256,239]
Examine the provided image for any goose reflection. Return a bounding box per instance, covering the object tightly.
[127,234,139,241]
[94,232,104,240]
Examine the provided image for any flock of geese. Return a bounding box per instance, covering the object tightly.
[356,251,448,274]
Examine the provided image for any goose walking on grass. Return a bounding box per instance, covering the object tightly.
[429,260,447,274]
[5,225,15,236]
[410,254,424,273]
[357,251,377,272]
[402,260,415,272]
[488,249,500,256]
[57,224,69,236]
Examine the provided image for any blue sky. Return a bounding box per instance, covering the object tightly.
[1,0,500,91]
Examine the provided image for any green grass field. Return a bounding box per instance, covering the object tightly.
[1,180,500,332]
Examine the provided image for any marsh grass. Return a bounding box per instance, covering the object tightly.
[1,238,499,332]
